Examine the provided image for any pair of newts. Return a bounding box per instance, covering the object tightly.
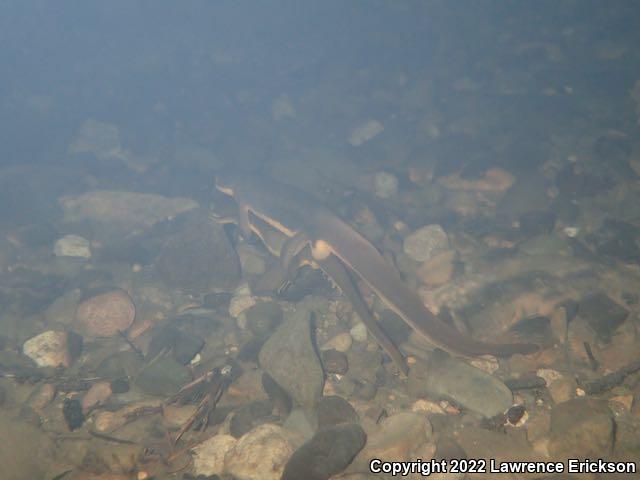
[215,173,538,376]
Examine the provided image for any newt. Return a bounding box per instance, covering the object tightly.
[214,173,539,374]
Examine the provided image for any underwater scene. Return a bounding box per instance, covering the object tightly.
[1,1,639,479]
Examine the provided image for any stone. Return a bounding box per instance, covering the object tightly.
[349,322,368,342]
[74,289,135,338]
[321,332,352,353]
[455,426,542,467]
[193,434,237,477]
[321,349,348,375]
[497,175,551,218]
[374,172,399,198]
[134,357,191,396]
[316,396,359,427]
[547,377,577,404]
[259,309,324,408]
[59,190,198,236]
[282,423,366,480]
[283,409,318,445]
[230,400,275,438]
[416,249,456,287]
[229,294,256,318]
[82,381,112,414]
[224,424,294,480]
[348,119,384,146]
[26,383,57,410]
[23,330,72,368]
[163,404,198,428]
[237,244,267,275]
[578,293,628,342]
[0,414,55,479]
[408,352,513,418]
[147,325,204,365]
[95,351,144,379]
[245,302,283,339]
[155,210,241,293]
[548,398,614,458]
[337,348,382,400]
[348,412,431,473]
[403,224,450,262]
[53,234,91,259]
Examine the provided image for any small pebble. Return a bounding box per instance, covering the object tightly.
[374,172,399,198]
[349,322,368,342]
[54,234,91,258]
[506,405,527,426]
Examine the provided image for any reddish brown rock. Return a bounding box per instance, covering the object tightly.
[74,289,136,338]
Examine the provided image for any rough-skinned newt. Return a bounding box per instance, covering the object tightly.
[214,173,539,373]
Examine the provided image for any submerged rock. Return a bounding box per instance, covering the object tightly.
[403,224,450,262]
[135,357,191,396]
[578,293,629,342]
[259,308,324,408]
[193,434,237,477]
[349,412,432,473]
[374,171,399,198]
[53,234,91,259]
[74,288,136,338]
[349,119,384,146]
[282,423,366,480]
[230,400,276,438]
[224,424,294,480]
[155,209,240,293]
[59,189,198,236]
[549,398,614,458]
[23,330,77,368]
[0,415,55,479]
[316,396,359,427]
[147,324,204,365]
[408,351,512,418]
[245,301,283,339]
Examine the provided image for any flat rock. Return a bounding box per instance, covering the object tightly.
[59,189,198,236]
[408,351,512,418]
[259,308,324,408]
[282,423,366,480]
[155,209,241,293]
[134,357,191,396]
